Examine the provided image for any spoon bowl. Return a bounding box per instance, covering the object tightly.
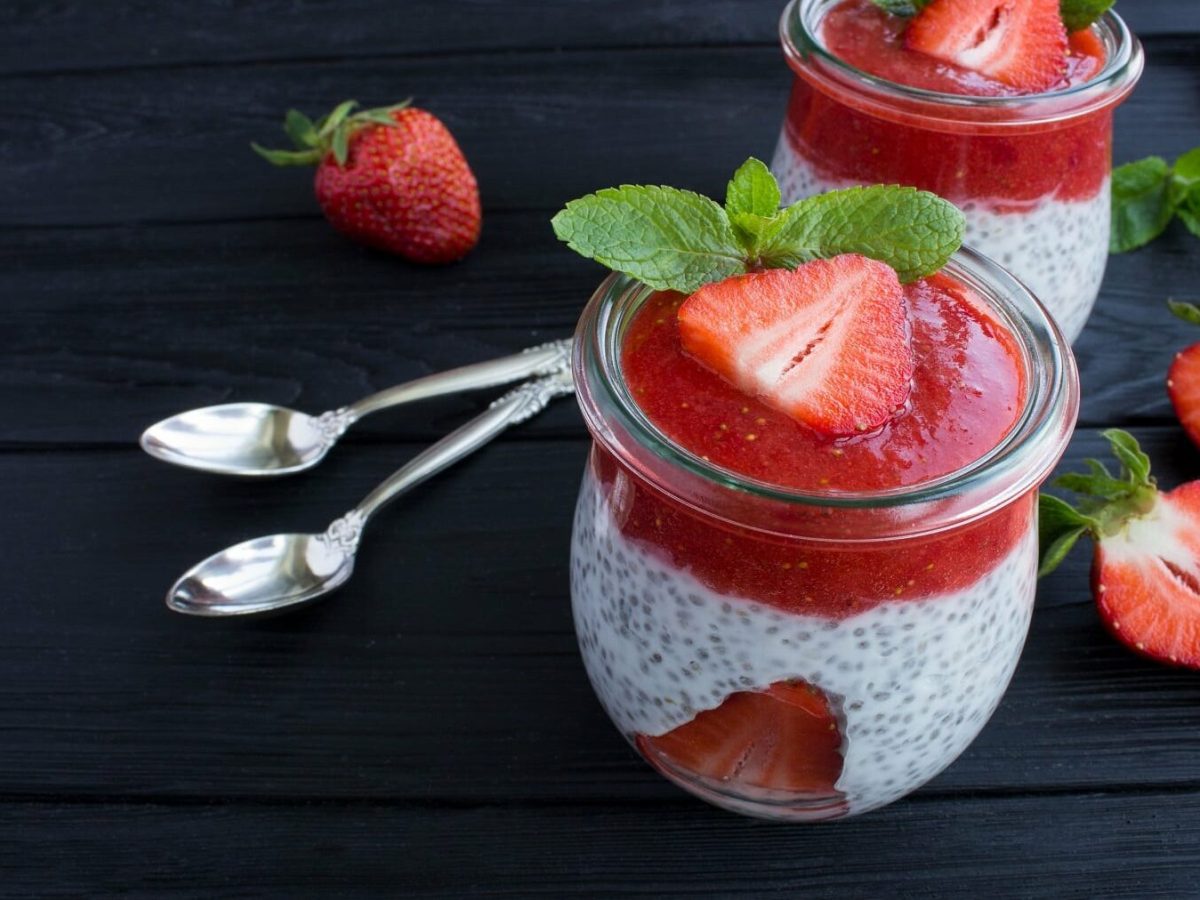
[141,339,572,477]
[141,403,334,476]
[164,368,574,617]
[167,531,356,616]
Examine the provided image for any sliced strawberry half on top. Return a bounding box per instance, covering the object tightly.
[636,681,845,795]
[904,0,1068,93]
[677,255,915,437]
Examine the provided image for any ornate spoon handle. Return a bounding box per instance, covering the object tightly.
[326,338,572,430]
[323,368,575,551]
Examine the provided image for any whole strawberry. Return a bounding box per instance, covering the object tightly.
[254,100,481,264]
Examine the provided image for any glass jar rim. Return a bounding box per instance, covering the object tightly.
[573,247,1079,525]
[779,0,1144,126]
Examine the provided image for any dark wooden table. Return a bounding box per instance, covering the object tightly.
[4,2,1200,896]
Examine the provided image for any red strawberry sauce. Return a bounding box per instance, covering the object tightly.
[782,0,1111,205]
[595,272,1032,619]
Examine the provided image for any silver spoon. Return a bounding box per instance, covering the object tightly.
[166,367,575,617]
[141,338,572,476]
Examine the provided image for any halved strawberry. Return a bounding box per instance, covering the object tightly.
[904,0,1068,93]
[1168,344,1200,450]
[636,681,844,795]
[1167,301,1200,449]
[676,255,915,437]
[1040,430,1200,669]
[1094,481,1200,667]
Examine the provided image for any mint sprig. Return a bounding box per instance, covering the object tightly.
[1060,0,1115,32]
[551,158,965,293]
[869,0,931,17]
[1038,429,1158,577]
[871,0,1113,29]
[1111,148,1200,254]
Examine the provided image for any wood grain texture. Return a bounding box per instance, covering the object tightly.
[3,210,1198,446]
[2,36,1196,227]
[6,1,1200,894]
[0,429,1198,807]
[1,0,1192,75]
[4,791,1200,898]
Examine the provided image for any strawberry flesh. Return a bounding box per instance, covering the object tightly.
[1094,482,1200,669]
[636,681,845,795]
[677,255,915,437]
[904,0,1068,93]
[1168,343,1200,451]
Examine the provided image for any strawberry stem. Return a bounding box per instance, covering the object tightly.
[252,98,414,168]
[1038,429,1158,576]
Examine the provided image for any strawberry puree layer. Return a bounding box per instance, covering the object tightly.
[781,0,1112,205]
[571,466,1038,816]
[618,275,1027,616]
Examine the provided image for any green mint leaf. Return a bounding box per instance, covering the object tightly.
[730,212,775,258]
[725,158,782,221]
[755,185,964,283]
[1037,493,1094,577]
[870,0,931,16]
[1176,184,1200,239]
[551,185,747,293]
[1110,156,1174,254]
[1059,0,1115,32]
[1102,428,1152,486]
[1169,299,1200,326]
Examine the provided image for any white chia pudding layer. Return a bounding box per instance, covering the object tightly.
[570,471,1037,815]
[770,137,1110,344]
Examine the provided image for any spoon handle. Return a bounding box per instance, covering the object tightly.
[350,368,575,525]
[343,338,572,421]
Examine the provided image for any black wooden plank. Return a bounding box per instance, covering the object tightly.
[4,790,1199,898]
[0,212,589,446]
[3,209,1197,447]
[2,428,1199,805]
[2,36,1194,227]
[1,0,1191,76]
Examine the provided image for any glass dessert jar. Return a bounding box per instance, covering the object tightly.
[569,247,1079,821]
[771,0,1143,342]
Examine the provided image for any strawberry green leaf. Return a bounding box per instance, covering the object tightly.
[331,123,350,166]
[1110,156,1174,253]
[359,110,401,128]
[284,110,319,148]
[318,100,360,139]
[251,143,322,167]
[755,185,964,283]
[1102,428,1152,486]
[1056,470,1135,500]
[1037,494,1095,577]
[1059,0,1115,33]
[870,0,931,16]
[725,158,781,221]
[1042,430,1161,576]
[551,185,747,293]
[1169,299,1200,326]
